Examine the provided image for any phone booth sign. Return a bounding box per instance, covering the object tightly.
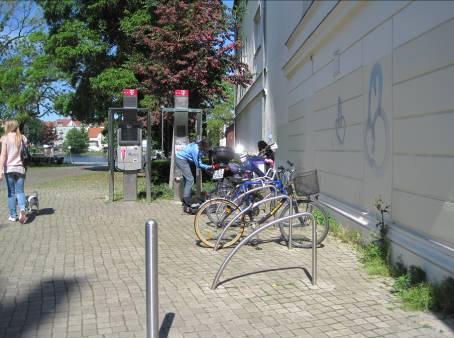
[122,89,138,108]
[174,90,189,108]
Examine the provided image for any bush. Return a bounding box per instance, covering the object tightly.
[407,266,426,285]
[432,277,454,314]
[150,160,170,184]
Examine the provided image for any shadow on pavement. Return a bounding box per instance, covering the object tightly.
[0,278,79,338]
[82,166,109,172]
[216,266,311,287]
[24,208,55,224]
[159,312,175,338]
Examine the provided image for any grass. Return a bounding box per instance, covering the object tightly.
[398,283,434,311]
[328,215,454,313]
[34,169,174,202]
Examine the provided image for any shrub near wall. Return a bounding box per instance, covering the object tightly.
[150,160,170,184]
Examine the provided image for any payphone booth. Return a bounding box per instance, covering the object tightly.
[162,90,204,201]
[108,89,152,202]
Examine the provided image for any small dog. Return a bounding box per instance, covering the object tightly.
[26,191,39,213]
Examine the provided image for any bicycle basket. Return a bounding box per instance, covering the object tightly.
[292,170,319,196]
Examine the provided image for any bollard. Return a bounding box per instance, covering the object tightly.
[146,220,158,338]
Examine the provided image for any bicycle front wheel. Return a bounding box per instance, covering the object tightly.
[278,199,329,248]
[194,198,245,248]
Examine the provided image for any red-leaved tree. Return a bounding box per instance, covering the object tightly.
[131,0,251,118]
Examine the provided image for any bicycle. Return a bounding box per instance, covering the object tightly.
[194,162,330,249]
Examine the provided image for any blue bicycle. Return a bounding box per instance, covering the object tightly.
[194,163,330,249]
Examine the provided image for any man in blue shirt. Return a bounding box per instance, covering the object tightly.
[176,139,213,205]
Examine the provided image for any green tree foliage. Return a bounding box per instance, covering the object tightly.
[1,2,42,55]
[206,82,234,146]
[39,0,155,122]
[0,2,68,120]
[40,0,250,125]
[25,118,44,145]
[63,127,88,153]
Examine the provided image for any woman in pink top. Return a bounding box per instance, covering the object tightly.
[0,120,28,223]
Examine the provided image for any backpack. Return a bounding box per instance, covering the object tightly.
[20,140,31,167]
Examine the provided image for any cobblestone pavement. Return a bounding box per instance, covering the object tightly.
[0,166,453,338]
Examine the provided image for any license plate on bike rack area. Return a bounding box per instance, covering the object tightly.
[212,169,224,180]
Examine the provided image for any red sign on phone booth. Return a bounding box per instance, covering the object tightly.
[122,89,138,108]
[174,89,189,108]
[122,89,138,96]
[174,90,189,97]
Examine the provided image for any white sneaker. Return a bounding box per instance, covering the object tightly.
[19,209,27,224]
[8,216,17,222]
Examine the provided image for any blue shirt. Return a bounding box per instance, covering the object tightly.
[176,143,210,170]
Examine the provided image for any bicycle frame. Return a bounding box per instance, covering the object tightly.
[214,188,293,251]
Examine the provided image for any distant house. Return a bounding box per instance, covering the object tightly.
[54,119,82,145]
[87,127,104,151]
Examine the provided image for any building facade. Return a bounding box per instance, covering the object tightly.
[54,119,82,145]
[87,127,104,151]
[235,0,454,280]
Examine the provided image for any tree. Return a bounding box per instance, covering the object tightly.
[131,0,251,113]
[25,118,44,145]
[206,82,234,146]
[63,128,88,153]
[0,2,68,120]
[42,123,58,145]
[39,0,155,122]
[1,1,42,56]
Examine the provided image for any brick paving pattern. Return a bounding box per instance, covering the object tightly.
[0,166,452,337]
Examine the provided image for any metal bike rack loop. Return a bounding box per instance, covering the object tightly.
[211,212,317,290]
[214,188,293,251]
[232,184,278,205]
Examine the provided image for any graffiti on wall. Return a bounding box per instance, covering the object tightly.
[335,96,346,144]
[365,63,389,175]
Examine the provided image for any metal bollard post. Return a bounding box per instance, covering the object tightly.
[312,217,317,286]
[146,220,159,338]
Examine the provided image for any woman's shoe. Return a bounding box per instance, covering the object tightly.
[8,216,17,222]
[19,209,27,224]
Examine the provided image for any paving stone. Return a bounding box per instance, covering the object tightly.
[0,166,452,337]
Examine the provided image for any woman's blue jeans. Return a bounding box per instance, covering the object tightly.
[5,173,27,218]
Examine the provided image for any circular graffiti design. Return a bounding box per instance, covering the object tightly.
[365,63,389,174]
[335,96,346,144]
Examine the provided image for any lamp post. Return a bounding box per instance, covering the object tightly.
[68,146,72,164]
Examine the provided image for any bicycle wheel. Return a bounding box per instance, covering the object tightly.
[206,181,238,224]
[208,179,235,200]
[278,199,329,248]
[194,198,245,248]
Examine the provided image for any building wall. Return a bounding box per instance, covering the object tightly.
[236,0,454,280]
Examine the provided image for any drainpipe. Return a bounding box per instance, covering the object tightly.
[233,0,239,147]
[261,0,267,140]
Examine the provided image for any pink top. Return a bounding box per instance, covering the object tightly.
[0,133,27,175]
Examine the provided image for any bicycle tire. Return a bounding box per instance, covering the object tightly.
[208,179,235,199]
[205,181,237,224]
[278,199,329,248]
[194,198,245,248]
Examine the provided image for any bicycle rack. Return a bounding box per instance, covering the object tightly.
[232,184,279,206]
[214,188,293,251]
[211,212,317,290]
